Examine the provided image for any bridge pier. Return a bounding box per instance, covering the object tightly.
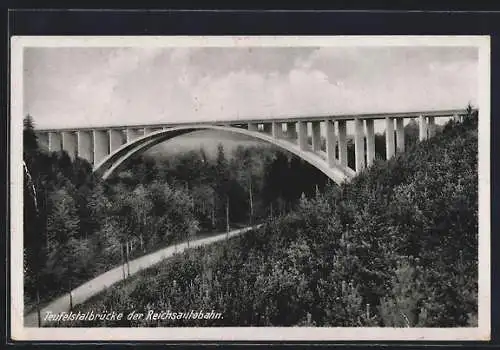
[262,123,272,134]
[396,118,405,152]
[419,115,428,141]
[325,120,336,167]
[126,128,145,143]
[428,116,436,137]
[286,122,297,139]
[338,120,348,166]
[247,123,258,131]
[298,121,308,151]
[365,119,375,166]
[109,129,126,152]
[62,131,77,160]
[354,118,365,172]
[48,132,62,152]
[272,122,283,138]
[311,121,322,152]
[77,131,93,163]
[385,117,395,159]
[93,130,109,165]
[37,132,49,151]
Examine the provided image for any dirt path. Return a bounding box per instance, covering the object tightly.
[24,225,260,327]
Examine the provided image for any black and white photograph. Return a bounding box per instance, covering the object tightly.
[10,35,490,341]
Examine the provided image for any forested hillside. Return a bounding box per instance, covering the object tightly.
[22,116,327,314]
[59,112,478,328]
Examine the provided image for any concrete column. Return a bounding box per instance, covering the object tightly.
[262,123,272,134]
[272,122,283,138]
[325,120,336,167]
[297,121,308,151]
[396,118,405,152]
[419,115,428,141]
[126,128,145,143]
[338,120,348,166]
[77,131,93,163]
[37,132,49,151]
[48,132,62,152]
[286,122,297,139]
[247,123,258,132]
[311,121,322,152]
[365,119,375,167]
[93,130,109,165]
[385,117,395,159]
[428,116,436,137]
[354,118,365,172]
[62,131,77,160]
[109,129,126,152]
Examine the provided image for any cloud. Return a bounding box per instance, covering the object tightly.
[23,46,479,129]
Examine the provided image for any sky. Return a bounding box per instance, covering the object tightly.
[23,46,479,130]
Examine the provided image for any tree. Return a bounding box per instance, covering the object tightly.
[23,115,39,163]
[44,187,81,301]
[214,144,231,231]
[23,160,44,325]
[233,146,263,224]
[192,184,216,229]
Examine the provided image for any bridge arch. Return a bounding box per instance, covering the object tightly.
[94,125,355,184]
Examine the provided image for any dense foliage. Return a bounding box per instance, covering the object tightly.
[23,123,200,311]
[59,112,478,327]
[23,117,328,314]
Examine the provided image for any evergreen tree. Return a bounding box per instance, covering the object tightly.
[214,144,231,231]
[23,114,38,164]
[44,187,81,295]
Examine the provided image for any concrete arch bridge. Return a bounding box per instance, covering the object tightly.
[35,109,473,185]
